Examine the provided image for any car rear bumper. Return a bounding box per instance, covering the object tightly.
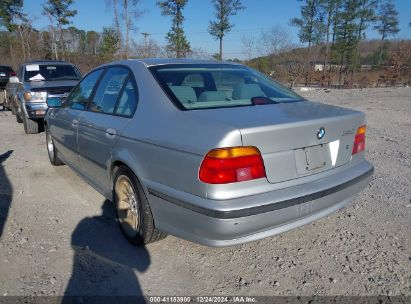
[147,160,373,247]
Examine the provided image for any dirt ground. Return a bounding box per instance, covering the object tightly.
[0,87,410,298]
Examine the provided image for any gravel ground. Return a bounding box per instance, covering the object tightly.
[0,87,410,298]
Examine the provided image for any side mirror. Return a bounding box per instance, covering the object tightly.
[47,97,62,108]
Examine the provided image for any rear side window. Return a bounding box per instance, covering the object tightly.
[67,69,103,110]
[89,67,129,114]
[115,79,137,117]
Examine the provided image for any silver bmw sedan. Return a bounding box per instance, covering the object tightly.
[44,59,374,247]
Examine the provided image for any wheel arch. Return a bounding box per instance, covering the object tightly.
[110,159,150,198]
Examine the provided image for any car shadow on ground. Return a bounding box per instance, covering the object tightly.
[63,199,150,303]
[0,150,13,238]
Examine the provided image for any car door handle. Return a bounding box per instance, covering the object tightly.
[72,119,78,127]
[105,128,117,137]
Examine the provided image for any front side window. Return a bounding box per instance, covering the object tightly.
[150,64,303,110]
[67,69,103,110]
[24,64,81,82]
[88,67,129,114]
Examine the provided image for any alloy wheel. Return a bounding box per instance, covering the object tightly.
[115,175,140,238]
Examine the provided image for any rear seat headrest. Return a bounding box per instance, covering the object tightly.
[232,83,265,100]
[169,86,197,103]
[198,91,226,102]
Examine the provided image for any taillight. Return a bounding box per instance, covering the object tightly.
[199,146,266,184]
[352,125,366,155]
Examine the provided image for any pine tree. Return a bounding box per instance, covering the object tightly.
[290,0,324,85]
[351,0,377,77]
[157,0,191,58]
[0,0,25,31]
[374,0,399,65]
[208,0,244,60]
[0,0,26,63]
[333,0,361,87]
[319,0,340,85]
[42,0,77,60]
[100,27,120,62]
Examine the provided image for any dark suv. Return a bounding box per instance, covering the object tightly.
[0,66,15,89]
[0,66,16,110]
[11,60,82,134]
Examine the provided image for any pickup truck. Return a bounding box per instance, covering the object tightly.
[10,60,82,134]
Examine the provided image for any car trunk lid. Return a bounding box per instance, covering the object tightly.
[190,101,365,183]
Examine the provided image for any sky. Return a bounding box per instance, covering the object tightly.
[24,0,411,59]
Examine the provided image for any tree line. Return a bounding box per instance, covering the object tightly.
[0,0,245,71]
[289,0,405,87]
[242,0,410,88]
[0,0,410,87]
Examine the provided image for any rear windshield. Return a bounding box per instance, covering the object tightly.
[149,64,303,110]
[0,66,13,75]
[24,64,81,82]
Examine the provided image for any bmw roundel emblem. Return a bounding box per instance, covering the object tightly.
[317,127,325,139]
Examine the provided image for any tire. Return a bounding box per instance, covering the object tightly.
[16,111,23,123]
[0,91,4,110]
[3,91,9,110]
[113,166,166,245]
[46,128,64,166]
[23,114,39,134]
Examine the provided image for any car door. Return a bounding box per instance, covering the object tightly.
[78,66,137,192]
[50,69,103,168]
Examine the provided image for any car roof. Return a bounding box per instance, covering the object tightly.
[125,58,244,67]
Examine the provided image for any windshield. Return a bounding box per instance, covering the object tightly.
[149,64,303,110]
[24,64,81,82]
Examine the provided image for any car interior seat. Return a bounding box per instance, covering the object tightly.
[198,91,227,102]
[232,83,266,100]
[169,86,197,104]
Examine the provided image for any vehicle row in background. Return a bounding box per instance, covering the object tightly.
[0,65,16,111]
[4,60,82,134]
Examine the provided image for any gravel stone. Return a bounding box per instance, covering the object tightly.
[0,87,410,296]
